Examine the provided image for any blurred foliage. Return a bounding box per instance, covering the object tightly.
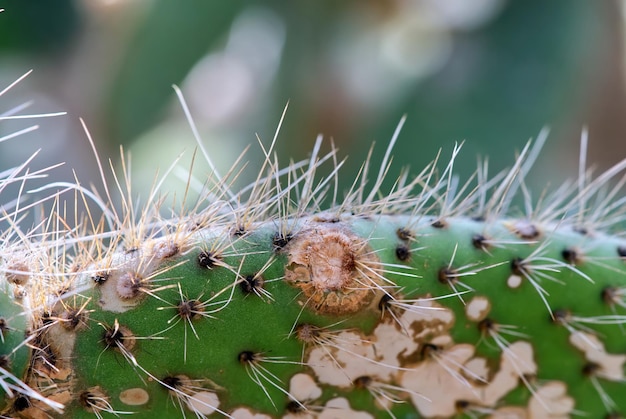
[105,0,612,192]
[107,0,245,147]
[0,0,80,53]
[0,0,622,205]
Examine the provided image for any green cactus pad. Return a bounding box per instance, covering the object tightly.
[1,132,626,418]
[3,105,626,417]
[0,277,30,410]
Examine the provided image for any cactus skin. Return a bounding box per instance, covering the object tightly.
[0,277,30,411]
[11,208,626,417]
[11,150,626,419]
[2,86,626,417]
[52,214,624,418]
[0,71,67,415]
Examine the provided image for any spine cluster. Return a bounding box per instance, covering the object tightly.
[2,76,626,418]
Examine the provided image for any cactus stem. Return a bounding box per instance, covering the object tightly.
[6,78,626,416]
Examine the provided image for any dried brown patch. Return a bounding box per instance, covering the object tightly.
[284,225,381,315]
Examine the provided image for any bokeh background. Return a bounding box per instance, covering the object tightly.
[1,0,626,209]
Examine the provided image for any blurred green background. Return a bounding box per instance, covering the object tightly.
[1,0,625,207]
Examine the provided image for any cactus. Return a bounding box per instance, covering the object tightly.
[0,70,67,415]
[2,81,626,418]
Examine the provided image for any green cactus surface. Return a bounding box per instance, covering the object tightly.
[2,77,626,418]
[37,212,626,419]
[0,275,30,411]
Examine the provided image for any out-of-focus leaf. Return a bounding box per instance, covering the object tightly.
[105,0,245,145]
[274,0,607,185]
[0,0,80,53]
[109,0,613,200]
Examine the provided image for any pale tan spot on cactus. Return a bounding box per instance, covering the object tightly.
[494,381,573,419]
[528,381,574,419]
[149,238,181,260]
[50,367,72,382]
[373,321,419,371]
[463,357,490,383]
[569,331,626,381]
[303,314,424,387]
[507,274,523,289]
[319,397,374,419]
[400,343,478,416]
[119,387,149,405]
[285,225,382,315]
[186,391,220,415]
[45,321,78,370]
[283,412,314,419]
[307,330,380,387]
[490,406,527,418]
[231,407,272,419]
[97,268,155,312]
[466,296,491,322]
[97,270,142,313]
[400,341,537,417]
[91,249,161,312]
[26,329,74,389]
[397,297,456,340]
[483,341,536,405]
[431,334,453,347]
[143,235,191,261]
[289,373,322,401]
[306,320,424,387]
[506,220,541,240]
[94,249,185,312]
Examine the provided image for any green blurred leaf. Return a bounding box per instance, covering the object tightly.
[106,0,245,145]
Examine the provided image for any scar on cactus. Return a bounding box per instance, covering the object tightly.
[284,224,382,315]
[3,78,626,418]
